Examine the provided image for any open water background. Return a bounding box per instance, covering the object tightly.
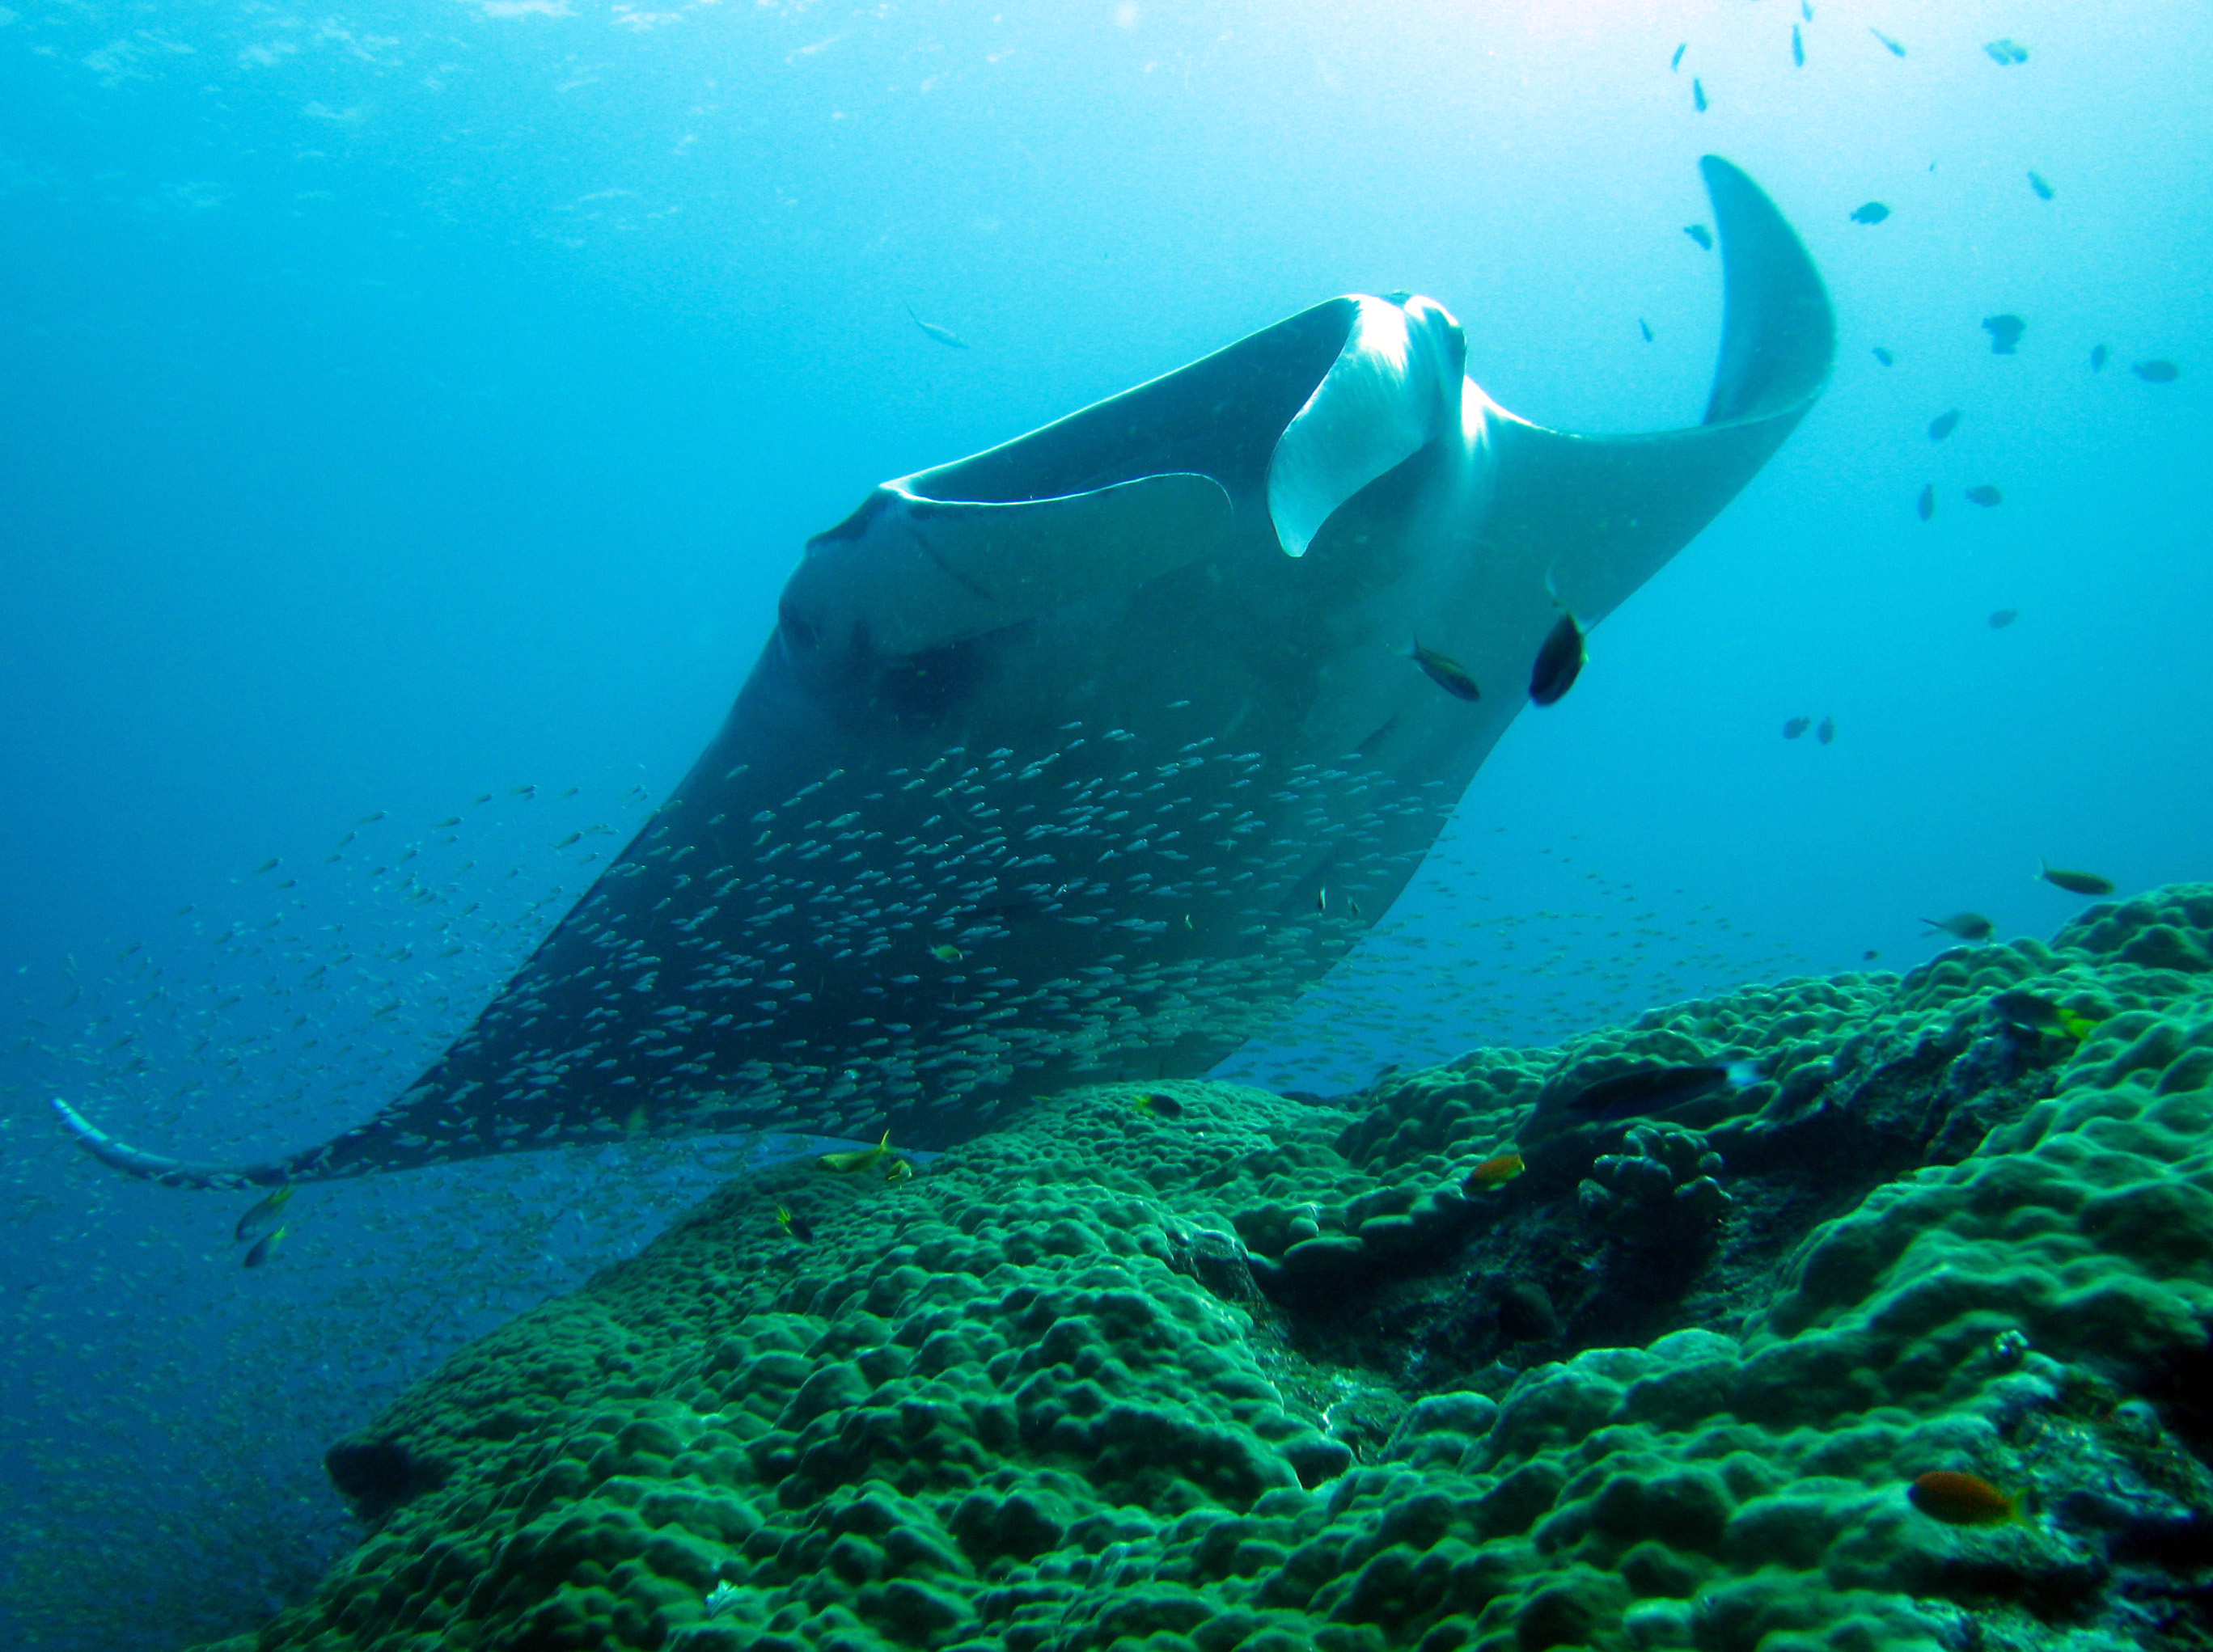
[1,1,2207,1644]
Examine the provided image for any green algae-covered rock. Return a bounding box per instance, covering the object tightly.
[204,889,2213,1652]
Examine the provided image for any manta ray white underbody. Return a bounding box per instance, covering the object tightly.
[58,155,1834,1190]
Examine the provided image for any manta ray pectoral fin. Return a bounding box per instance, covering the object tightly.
[782,471,1235,661]
[1267,295,1466,559]
[1480,154,1835,626]
[52,1096,290,1192]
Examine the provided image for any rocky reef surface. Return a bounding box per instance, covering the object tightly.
[196,887,2213,1652]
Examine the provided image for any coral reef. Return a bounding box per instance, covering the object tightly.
[198,885,2213,1652]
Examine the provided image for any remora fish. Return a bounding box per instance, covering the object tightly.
[55,157,1834,1189]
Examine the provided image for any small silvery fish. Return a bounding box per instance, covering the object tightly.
[906,305,968,349]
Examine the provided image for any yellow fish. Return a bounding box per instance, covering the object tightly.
[1469,1151,1525,1189]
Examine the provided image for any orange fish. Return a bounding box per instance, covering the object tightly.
[1470,1151,1525,1189]
[1908,1471,2020,1525]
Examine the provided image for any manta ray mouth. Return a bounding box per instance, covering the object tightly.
[57,155,1834,1191]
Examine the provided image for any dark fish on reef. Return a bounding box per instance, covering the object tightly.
[1923,912,1995,942]
[1783,716,1811,739]
[1983,314,2025,354]
[1988,608,2019,629]
[242,1227,286,1270]
[2133,359,2180,383]
[1872,346,1895,365]
[1496,1278,1559,1341]
[1910,1470,2020,1525]
[2028,171,2054,201]
[1564,1060,1762,1121]
[1693,78,1707,112]
[1927,409,1961,441]
[1850,201,1890,225]
[1871,27,1906,57]
[1407,640,1482,701]
[1983,40,2029,66]
[775,1205,815,1242]
[50,158,1838,1189]
[2090,344,2109,371]
[233,1184,294,1246]
[1134,1091,1185,1119]
[1529,609,1586,707]
[1990,990,2103,1044]
[2040,862,2115,897]
[1685,223,1713,250]
[1965,484,2004,507]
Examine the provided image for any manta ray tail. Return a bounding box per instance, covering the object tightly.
[1481,154,1835,627]
[52,1096,297,1192]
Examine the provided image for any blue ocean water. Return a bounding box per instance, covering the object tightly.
[1,1,2206,1644]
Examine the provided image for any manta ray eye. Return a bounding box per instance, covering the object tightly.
[871,634,988,720]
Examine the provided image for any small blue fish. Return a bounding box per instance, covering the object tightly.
[1683,223,1713,251]
[1670,43,1686,71]
[1850,201,1890,225]
[1692,78,1707,112]
[1792,25,1805,66]
[235,1185,294,1246]
[1872,346,1895,365]
[1871,27,1906,57]
[1407,640,1482,702]
[2090,344,2109,372]
[1927,409,1961,442]
[2027,171,2054,201]
[243,1226,287,1270]
[1639,318,1654,343]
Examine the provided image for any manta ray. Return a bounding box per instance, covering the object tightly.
[57,155,1833,1191]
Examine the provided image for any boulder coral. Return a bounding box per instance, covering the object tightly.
[192,885,2213,1652]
